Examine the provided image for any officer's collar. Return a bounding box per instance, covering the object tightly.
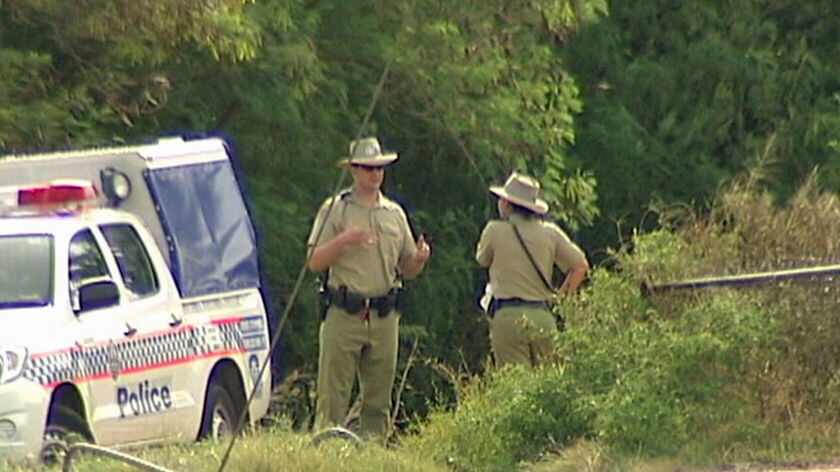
[506,213,537,223]
[346,189,386,208]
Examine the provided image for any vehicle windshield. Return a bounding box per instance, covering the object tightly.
[0,235,53,308]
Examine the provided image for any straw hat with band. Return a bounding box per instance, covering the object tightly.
[337,137,398,168]
[489,172,549,215]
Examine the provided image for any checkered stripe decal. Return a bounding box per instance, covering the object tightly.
[24,351,76,387]
[78,344,112,379]
[120,328,199,371]
[217,321,244,351]
[23,319,248,387]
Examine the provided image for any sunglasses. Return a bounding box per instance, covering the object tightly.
[351,164,386,172]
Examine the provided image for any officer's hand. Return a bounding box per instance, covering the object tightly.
[414,234,431,263]
[341,227,377,249]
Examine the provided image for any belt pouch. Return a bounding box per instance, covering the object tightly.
[341,289,367,313]
[372,296,392,317]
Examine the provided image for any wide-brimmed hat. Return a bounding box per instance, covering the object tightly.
[489,172,549,214]
[337,137,398,167]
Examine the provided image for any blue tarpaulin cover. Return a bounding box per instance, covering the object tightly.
[145,160,260,298]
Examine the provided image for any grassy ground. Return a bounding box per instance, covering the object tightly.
[0,424,448,472]
[2,417,840,472]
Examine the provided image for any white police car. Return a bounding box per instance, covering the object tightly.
[0,137,271,462]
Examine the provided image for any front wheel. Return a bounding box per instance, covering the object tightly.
[199,382,239,440]
[40,406,92,465]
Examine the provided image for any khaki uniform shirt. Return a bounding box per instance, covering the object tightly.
[475,213,586,301]
[308,189,416,297]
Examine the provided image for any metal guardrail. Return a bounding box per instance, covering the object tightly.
[644,264,840,294]
[62,443,174,472]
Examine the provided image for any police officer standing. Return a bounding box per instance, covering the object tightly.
[306,137,431,439]
[476,172,588,367]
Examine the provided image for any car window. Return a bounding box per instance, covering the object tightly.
[69,230,110,284]
[0,235,53,308]
[68,229,112,312]
[100,223,159,298]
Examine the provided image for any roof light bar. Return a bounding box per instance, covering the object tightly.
[17,179,97,207]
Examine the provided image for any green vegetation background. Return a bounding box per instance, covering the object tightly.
[3,0,840,469]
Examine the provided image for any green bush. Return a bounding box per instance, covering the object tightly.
[403,365,587,472]
[560,267,772,455]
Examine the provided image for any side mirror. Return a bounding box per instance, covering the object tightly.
[77,280,120,313]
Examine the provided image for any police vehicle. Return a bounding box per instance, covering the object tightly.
[0,137,271,462]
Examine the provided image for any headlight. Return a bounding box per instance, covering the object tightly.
[0,346,28,384]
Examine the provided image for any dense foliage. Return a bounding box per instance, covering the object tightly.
[564,0,840,256]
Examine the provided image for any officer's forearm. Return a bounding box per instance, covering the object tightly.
[400,256,426,279]
[559,260,589,294]
[307,237,346,272]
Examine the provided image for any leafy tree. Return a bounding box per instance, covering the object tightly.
[0,0,259,149]
[564,0,840,258]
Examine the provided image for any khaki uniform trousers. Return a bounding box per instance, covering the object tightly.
[314,305,399,438]
[490,305,557,367]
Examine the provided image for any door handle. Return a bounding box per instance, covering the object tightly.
[124,322,137,337]
[169,313,183,328]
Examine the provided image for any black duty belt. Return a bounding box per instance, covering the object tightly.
[494,298,548,310]
[488,297,548,317]
[487,297,564,331]
[324,286,402,317]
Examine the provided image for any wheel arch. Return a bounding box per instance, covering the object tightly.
[45,382,94,441]
[203,359,248,424]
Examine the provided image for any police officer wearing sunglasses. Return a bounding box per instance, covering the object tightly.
[306,137,431,440]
